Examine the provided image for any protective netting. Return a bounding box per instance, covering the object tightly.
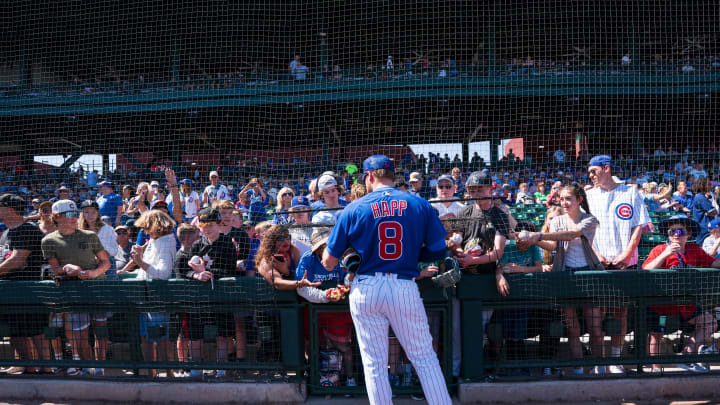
[1,0,720,384]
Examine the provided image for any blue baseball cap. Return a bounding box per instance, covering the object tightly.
[98,181,112,188]
[588,155,619,169]
[291,195,310,208]
[709,218,720,231]
[437,174,453,183]
[359,155,395,183]
[179,179,193,185]
[362,155,395,173]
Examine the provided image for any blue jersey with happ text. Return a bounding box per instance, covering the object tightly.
[326,186,447,278]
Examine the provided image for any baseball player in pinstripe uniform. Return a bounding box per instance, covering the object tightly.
[322,155,451,405]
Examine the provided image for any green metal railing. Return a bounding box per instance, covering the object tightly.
[460,268,720,379]
[2,269,720,391]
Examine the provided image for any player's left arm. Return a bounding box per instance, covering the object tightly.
[419,204,448,262]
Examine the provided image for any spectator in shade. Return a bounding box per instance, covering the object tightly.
[701,218,720,260]
[96,181,123,228]
[691,178,717,245]
[272,187,295,225]
[430,175,463,220]
[202,171,232,208]
[672,181,693,213]
[114,225,133,270]
[311,175,347,225]
[175,179,200,223]
[131,209,177,377]
[288,196,312,254]
[0,194,52,374]
[642,215,719,373]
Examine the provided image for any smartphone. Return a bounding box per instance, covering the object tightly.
[273,254,285,263]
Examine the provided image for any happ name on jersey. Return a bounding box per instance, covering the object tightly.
[370,200,408,219]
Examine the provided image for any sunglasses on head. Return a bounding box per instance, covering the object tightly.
[437,184,453,190]
[61,211,79,219]
[667,228,688,237]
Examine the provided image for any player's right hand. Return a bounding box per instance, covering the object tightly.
[63,264,82,277]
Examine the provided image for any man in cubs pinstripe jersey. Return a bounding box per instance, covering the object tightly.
[322,155,451,405]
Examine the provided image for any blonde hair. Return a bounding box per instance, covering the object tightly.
[135,210,176,237]
[275,187,295,211]
[213,199,235,210]
[137,182,150,194]
[350,183,366,200]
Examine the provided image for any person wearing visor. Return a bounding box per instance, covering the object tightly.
[642,215,719,373]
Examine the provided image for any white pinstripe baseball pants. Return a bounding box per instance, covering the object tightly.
[349,273,452,405]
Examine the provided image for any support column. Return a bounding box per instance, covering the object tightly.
[486,1,497,75]
[489,132,500,167]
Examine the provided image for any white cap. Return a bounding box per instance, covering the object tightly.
[209,171,219,178]
[409,172,422,183]
[52,199,78,214]
[150,180,160,187]
[318,174,338,191]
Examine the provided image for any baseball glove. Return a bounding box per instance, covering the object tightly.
[432,257,463,289]
[340,248,361,274]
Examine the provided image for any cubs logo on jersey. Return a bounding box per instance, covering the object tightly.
[615,203,634,220]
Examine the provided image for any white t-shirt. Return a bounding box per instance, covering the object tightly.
[702,236,720,260]
[203,184,232,207]
[137,233,177,280]
[430,200,464,218]
[97,224,119,257]
[550,213,599,269]
[587,184,650,266]
[168,191,200,218]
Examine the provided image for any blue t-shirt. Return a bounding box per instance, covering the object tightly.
[326,186,447,278]
[272,209,293,225]
[246,237,261,272]
[295,250,345,283]
[97,193,123,224]
[310,199,350,219]
[673,192,694,210]
[499,241,542,267]
[692,193,716,244]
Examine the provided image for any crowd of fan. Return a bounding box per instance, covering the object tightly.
[1,150,720,381]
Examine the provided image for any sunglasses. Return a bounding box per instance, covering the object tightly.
[116,231,129,235]
[437,184,453,190]
[282,193,293,197]
[667,228,688,237]
[61,211,79,219]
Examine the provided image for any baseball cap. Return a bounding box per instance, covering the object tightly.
[311,227,332,253]
[98,181,112,188]
[150,181,160,187]
[318,175,338,192]
[588,154,619,169]
[51,199,78,214]
[57,185,70,192]
[291,195,310,208]
[114,225,129,233]
[209,171,219,178]
[359,154,395,184]
[0,194,26,214]
[151,200,168,210]
[80,200,99,210]
[179,179,193,186]
[466,171,492,187]
[197,207,221,223]
[408,172,422,183]
[437,174,453,184]
[31,198,41,204]
[708,219,720,231]
[659,214,700,237]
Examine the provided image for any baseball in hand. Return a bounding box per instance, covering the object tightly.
[189,256,203,265]
[450,233,463,246]
[517,230,531,242]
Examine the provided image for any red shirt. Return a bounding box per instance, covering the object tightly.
[643,243,716,318]
[643,243,716,269]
